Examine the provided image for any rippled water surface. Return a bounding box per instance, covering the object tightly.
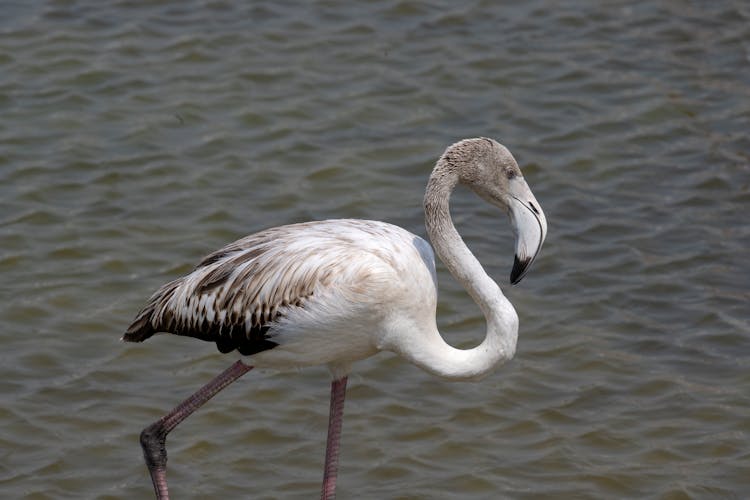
[2,1,749,498]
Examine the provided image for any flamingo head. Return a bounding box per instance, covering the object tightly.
[442,137,548,285]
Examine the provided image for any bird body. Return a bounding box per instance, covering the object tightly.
[124,219,440,375]
[124,138,547,499]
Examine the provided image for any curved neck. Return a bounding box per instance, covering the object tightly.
[411,164,518,381]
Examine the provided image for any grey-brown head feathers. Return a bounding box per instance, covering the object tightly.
[426,137,522,214]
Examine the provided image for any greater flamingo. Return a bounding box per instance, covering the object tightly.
[123,137,547,499]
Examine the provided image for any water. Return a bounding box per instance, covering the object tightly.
[1,1,749,498]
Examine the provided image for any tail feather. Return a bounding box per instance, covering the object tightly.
[122,278,182,343]
[122,305,157,342]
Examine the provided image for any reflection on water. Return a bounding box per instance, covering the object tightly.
[1,1,748,498]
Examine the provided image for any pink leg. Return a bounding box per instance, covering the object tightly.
[321,376,348,500]
[139,360,254,499]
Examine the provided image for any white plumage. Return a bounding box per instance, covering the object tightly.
[124,138,547,499]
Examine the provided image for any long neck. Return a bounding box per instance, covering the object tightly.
[410,164,518,381]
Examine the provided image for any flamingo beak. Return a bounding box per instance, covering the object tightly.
[508,177,547,285]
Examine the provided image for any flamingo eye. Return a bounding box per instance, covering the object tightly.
[506,169,516,180]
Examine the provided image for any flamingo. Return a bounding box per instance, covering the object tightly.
[123,137,547,499]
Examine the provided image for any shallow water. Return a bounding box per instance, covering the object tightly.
[1,1,749,498]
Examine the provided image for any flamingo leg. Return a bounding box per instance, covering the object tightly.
[139,360,254,499]
[321,376,348,500]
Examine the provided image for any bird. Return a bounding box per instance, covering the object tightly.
[123,137,547,499]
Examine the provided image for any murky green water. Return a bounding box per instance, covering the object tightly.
[2,1,749,498]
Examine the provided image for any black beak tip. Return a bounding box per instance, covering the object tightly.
[510,255,531,285]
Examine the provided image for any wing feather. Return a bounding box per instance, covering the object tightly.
[123,220,401,356]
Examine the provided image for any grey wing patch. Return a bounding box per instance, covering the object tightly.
[412,236,437,289]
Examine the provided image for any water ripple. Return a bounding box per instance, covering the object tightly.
[1,0,749,498]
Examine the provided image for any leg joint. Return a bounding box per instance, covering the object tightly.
[140,420,168,469]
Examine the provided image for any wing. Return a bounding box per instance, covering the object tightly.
[122,220,404,356]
